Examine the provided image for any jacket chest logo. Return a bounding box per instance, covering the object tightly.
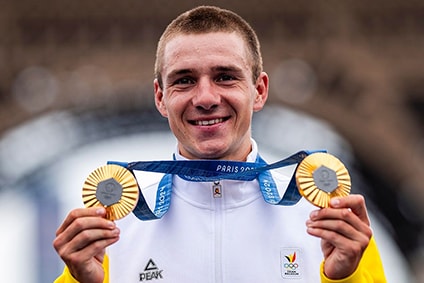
[280,248,303,279]
[139,259,164,281]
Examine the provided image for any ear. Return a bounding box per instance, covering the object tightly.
[154,79,168,117]
[253,72,269,112]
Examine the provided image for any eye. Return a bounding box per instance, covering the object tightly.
[216,74,235,82]
[174,77,195,85]
[216,74,236,82]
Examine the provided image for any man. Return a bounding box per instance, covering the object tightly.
[53,6,386,282]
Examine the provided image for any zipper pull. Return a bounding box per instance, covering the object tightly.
[212,181,222,198]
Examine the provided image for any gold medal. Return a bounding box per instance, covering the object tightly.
[295,152,351,208]
[82,164,139,220]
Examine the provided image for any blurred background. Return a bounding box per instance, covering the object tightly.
[0,0,423,282]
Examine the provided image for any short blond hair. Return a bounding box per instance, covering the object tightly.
[154,6,263,88]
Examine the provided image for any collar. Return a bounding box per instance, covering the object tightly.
[172,139,262,209]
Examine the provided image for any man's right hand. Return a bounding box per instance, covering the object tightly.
[53,207,120,283]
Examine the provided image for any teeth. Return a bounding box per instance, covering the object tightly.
[195,118,223,126]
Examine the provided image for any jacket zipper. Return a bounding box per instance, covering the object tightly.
[213,180,223,283]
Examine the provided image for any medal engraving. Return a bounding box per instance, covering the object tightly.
[96,177,123,206]
[82,164,139,220]
[295,153,351,208]
[312,166,338,193]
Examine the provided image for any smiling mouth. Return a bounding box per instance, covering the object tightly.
[190,117,229,126]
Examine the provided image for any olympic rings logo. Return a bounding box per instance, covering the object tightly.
[284,263,299,270]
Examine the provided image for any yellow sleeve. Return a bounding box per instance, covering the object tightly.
[53,255,110,283]
[320,237,387,283]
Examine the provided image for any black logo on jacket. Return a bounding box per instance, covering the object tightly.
[139,258,164,281]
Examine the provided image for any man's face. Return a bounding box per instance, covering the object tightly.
[154,32,268,160]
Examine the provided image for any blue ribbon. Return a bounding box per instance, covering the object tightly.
[108,149,325,220]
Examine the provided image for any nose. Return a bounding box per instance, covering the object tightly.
[192,78,221,111]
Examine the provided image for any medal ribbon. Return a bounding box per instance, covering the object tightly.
[108,149,325,220]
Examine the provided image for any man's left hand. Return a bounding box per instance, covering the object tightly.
[306,194,373,279]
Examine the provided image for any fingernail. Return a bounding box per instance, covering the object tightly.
[310,210,318,219]
[330,198,340,207]
[96,207,106,215]
[112,228,119,236]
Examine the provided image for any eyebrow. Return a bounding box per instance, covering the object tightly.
[166,68,194,81]
[213,65,244,74]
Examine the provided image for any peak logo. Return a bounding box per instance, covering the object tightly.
[281,248,302,279]
[139,259,164,281]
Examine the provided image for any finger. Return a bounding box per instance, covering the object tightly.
[55,226,120,260]
[309,207,372,237]
[72,226,120,251]
[329,194,370,226]
[307,225,370,252]
[307,214,372,242]
[56,207,106,235]
[55,216,116,249]
[306,216,371,259]
[65,227,120,255]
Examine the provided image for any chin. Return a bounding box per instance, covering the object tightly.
[193,145,229,160]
